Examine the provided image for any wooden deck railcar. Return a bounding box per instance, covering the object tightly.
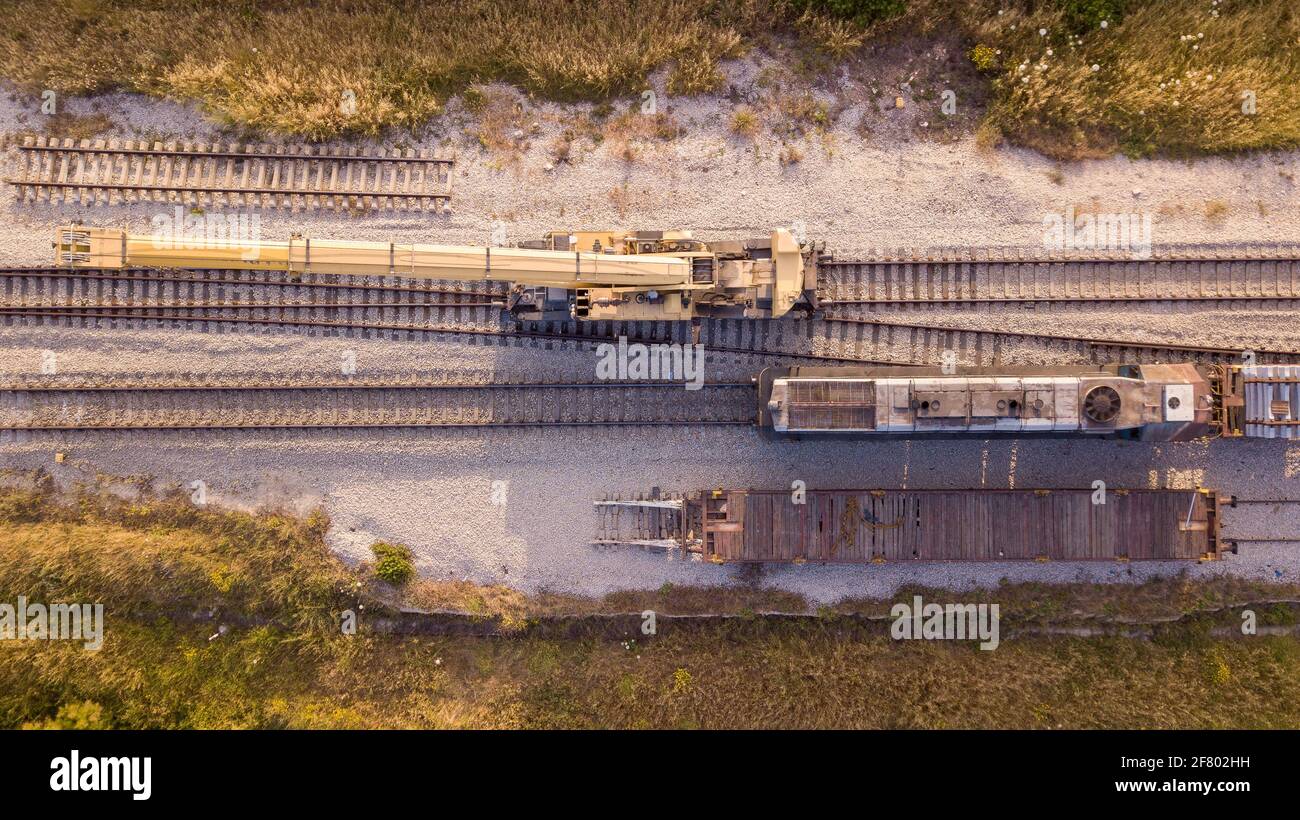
[596,488,1227,563]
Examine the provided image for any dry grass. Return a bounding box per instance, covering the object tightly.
[5,484,1300,729]
[602,109,681,163]
[0,478,356,619]
[1204,198,1230,224]
[42,111,115,140]
[730,106,762,138]
[467,88,531,158]
[607,182,633,218]
[8,613,1300,729]
[547,131,575,165]
[0,0,770,139]
[0,1,1293,156]
[834,576,1300,623]
[968,0,1300,157]
[406,578,810,626]
[779,143,806,165]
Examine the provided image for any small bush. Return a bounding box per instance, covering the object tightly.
[671,668,693,695]
[371,541,415,586]
[730,107,760,138]
[968,43,997,72]
[779,144,805,165]
[22,700,111,730]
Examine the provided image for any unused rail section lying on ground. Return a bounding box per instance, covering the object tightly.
[8,138,453,210]
[595,488,1227,562]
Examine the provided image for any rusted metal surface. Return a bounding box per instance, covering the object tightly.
[613,488,1224,563]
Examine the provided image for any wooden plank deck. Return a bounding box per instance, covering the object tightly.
[694,488,1220,563]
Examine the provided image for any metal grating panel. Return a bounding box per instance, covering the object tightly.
[787,379,874,404]
[788,405,876,429]
[785,379,876,430]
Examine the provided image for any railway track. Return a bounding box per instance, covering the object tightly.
[818,315,1300,365]
[7,137,453,210]
[0,266,903,365]
[0,264,503,329]
[0,378,756,430]
[814,253,1300,365]
[0,303,901,365]
[816,254,1300,310]
[1221,498,1300,545]
[5,259,1300,366]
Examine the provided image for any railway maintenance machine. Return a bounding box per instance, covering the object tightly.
[758,363,1300,441]
[55,225,823,322]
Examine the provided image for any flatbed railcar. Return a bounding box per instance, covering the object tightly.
[596,487,1228,563]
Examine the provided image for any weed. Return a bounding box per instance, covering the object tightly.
[371,542,414,586]
[1204,199,1229,224]
[969,43,997,72]
[730,106,761,138]
[608,183,632,218]
[548,132,575,164]
[42,111,114,140]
